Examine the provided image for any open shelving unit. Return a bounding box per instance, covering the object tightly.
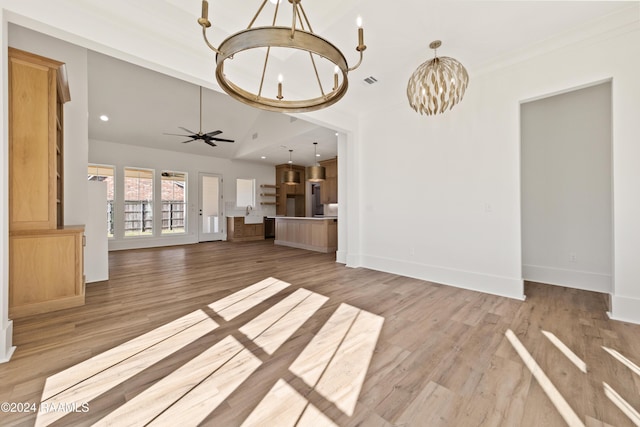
[259,184,279,206]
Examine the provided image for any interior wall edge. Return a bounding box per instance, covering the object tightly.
[0,8,13,364]
[0,320,15,364]
[361,255,525,301]
[608,295,640,325]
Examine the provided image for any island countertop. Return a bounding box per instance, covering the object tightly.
[273,217,337,252]
[270,216,337,221]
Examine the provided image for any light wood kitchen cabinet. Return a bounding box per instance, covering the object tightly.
[9,48,69,231]
[227,217,265,242]
[320,157,338,204]
[10,227,85,318]
[8,48,85,318]
[275,164,306,216]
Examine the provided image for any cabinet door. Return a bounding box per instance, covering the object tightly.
[9,53,58,230]
[9,229,85,318]
[234,217,245,237]
[320,158,338,204]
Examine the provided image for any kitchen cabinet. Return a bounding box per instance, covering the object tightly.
[320,157,338,204]
[275,164,306,216]
[8,47,85,318]
[274,217,337,253]
[227,217,265,242]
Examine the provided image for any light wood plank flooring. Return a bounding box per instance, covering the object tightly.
[1,240,639,426]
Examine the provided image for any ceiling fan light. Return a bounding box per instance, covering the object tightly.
[307,165,326,182]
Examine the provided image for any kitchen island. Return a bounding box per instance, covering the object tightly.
[274,217,337,253]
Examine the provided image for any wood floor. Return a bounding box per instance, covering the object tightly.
[1,240,639,426]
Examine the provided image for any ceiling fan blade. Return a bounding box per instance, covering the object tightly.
[164,132,193,137]
[181,139,196,144]
[211,137,234,143]
[203,140,217,147]
[179,127,197,134]
[204,130,223,137]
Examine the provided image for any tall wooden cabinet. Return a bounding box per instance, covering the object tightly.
[275,164,306,216]
[319,157,338,204]
[8,48,85,319]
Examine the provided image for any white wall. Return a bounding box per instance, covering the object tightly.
[355,14,640,318]
[521,82,612,293]
[89,139,276,251]
[9,24,88,226]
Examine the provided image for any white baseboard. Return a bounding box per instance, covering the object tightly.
[0,320,15,364]
[608,295,640,325]
[361,255,525,300]
[108,235,199,251]
[522,264,611,293]
[346,252,362,268]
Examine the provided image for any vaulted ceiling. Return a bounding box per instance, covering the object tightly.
[62,0,631,165]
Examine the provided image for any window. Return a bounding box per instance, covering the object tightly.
[236,178,255,208]
[88,164,115,237]
[124,168,153,237]
[161,171,187,234]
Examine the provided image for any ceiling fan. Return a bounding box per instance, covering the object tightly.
[164,86,234,147]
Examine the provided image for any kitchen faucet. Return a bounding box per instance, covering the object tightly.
[245,205,253,216]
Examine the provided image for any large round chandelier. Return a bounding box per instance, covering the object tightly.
[198,0,367,113]
[407,40,469,116]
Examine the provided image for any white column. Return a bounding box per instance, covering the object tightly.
[0,9,16,363]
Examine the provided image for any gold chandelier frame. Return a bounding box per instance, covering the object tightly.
[198,0,366,113]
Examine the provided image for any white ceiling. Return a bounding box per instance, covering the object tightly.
[88,51,340,166]
[84,0,632,165]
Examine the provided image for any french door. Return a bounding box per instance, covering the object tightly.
[198,173,224,242]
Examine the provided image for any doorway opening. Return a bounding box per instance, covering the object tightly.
[520,81,613,298]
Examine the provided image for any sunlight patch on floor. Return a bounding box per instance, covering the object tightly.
[34,278,383,426]
[541,330,587,373]
[603,346,640,377]
[240,288,329,355]
[36,310,218,426]
[209,277,290,321]
[93,335,248,426]
[290,303,384,417]
[505,329,585,427]
[603,382,640,425]
[241,379,338,427]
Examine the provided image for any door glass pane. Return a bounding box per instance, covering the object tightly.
[202,175,220,234]
[161,171,187,234]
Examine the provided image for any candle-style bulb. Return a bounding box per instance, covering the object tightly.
[202,0,209,19]
[277,74,283,100]
[198,0,211,28]
[356,16,363,28]
[333,66,339,91]
[356,18,366,52]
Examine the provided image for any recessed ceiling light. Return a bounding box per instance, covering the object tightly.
[261,156,267,159]
[316,153,321,157]
[335,132,339,136]
[99,115,109,122]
